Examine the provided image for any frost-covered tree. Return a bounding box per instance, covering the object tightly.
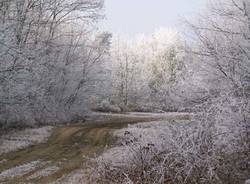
[0,0,108,127]
[109,29,183,111]
[147,29,182,111]
[185,0,250,97]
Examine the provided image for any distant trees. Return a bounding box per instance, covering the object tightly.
[110,36,134,107]
[147,30,181,111]
[109,29,183,111]
[0,0,109,127]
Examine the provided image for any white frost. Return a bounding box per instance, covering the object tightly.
[0,126,53,155]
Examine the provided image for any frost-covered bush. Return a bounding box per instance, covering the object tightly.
[86,94,249,184]
[93,100,122,113]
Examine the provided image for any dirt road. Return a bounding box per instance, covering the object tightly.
[0,112,191,184]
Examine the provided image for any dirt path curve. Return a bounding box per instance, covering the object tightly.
[0,112,191,184]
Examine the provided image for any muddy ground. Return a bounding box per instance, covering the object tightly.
[0,112,191,184]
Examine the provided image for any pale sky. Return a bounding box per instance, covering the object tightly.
[101,0,207,37]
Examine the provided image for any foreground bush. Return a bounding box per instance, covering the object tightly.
[86,94,249,184]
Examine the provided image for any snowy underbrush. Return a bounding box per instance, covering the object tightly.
[0,126,53,154]
[92,100,122,113]
[92,99,169,113]
[86,95,249,184]
[0,108,87,129]
[0,160,43,180]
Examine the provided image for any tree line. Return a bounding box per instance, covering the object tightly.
[0,0,249,132]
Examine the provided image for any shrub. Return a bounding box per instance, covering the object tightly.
[93,100,122,113]
[86,94,249,184]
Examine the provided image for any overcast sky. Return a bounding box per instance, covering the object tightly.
[101,0,207,37]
